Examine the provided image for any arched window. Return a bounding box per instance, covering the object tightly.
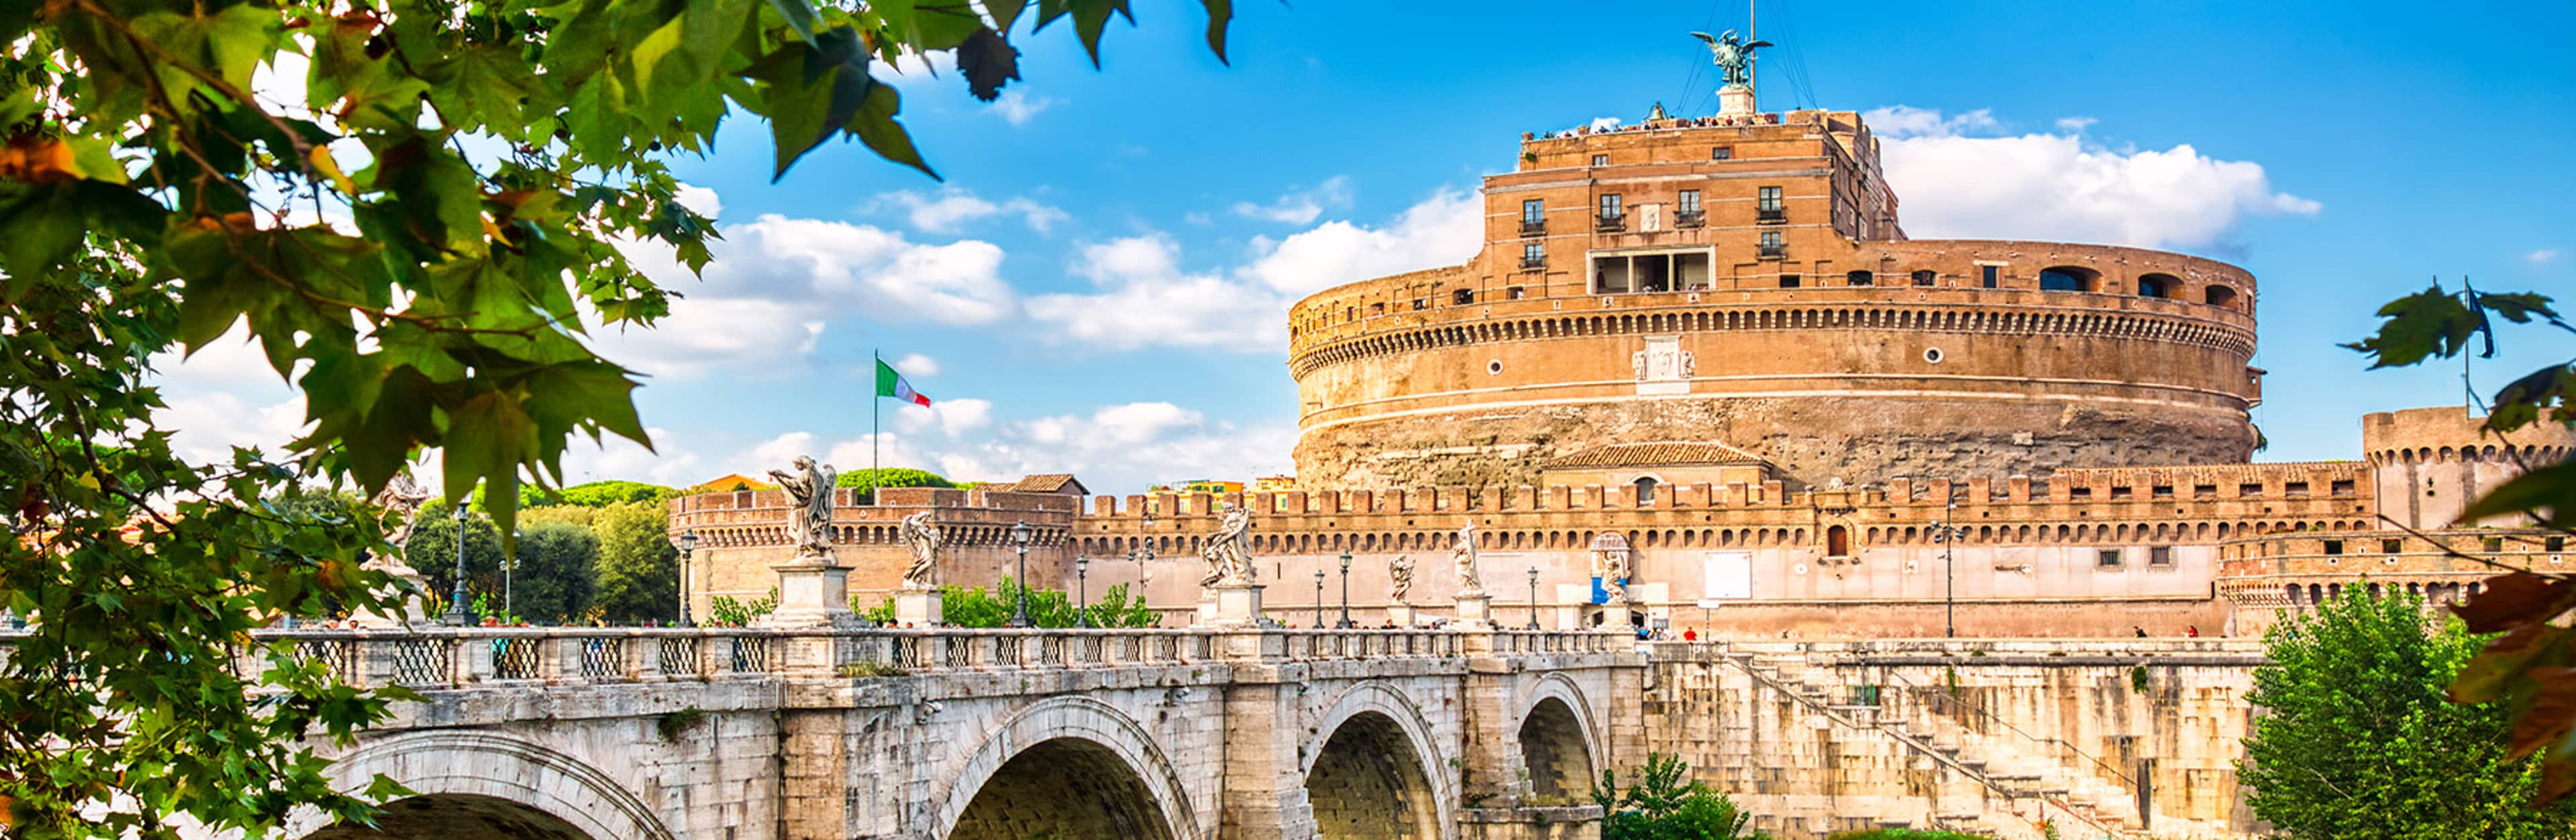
[1826,525,1850,557]
[1632,476,1658,505]
[2038,266,2098,292]
[1911,270,1937,286]
[2136,272,2178,299]
[2204,284,2239,309]
[1845,270,1874,286]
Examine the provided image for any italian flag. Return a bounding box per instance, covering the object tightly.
[875,358,931,406]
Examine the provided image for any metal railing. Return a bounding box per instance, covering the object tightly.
[1674,209,1705,227]
[1519,219,1546,236]
[1594,213,1625,232]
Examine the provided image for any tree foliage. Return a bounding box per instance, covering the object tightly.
[589,499,679,623]
[0,0,1232,831]
[1592,753,1766,840]
[835,466,953,503]
[2240,586,2576,838]
[861,578,1155,627]
[2347,280,2576,804]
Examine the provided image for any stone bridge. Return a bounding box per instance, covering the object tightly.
[267,626,1641,840]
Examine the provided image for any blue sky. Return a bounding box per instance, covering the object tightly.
[162,1,2576,493]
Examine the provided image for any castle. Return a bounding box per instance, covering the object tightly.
[672,101,2571,639]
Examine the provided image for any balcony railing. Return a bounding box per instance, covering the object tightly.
[1519,256,1547,270]
[1519,219,1546,236]
[1757,207,1786,223]
[1674,210,1705,228]
[1594,213,1626,232]
[1758,244,1786,259]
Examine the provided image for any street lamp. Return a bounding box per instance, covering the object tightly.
[443,503,470,625]
[1129,514,1157,617]
[676,529,698,627]
[1336,551,1355,629]
[1313,570,1326,629]
[1526,566,1542,630]
[1006,520,1034,627]
[1075,556,1091,628]
[1933,496,1962,639]
[503,528,518,619]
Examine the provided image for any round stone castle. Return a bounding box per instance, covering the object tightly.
[1287,109,2260,492]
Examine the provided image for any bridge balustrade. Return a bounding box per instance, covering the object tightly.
[0,625,1631,692]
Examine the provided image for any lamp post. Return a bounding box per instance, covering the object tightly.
[1526,566,1542,630]
[1075,556,1091,628]
[443,503,471,625]
[503,528,517,619]
[1934,496,1961,639]
[676,529,698,627]
[1336,551,1355,628]
[1311,570,1326,628]
[1006,520,1034,627]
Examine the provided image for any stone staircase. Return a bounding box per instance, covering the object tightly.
[1726,649,2141,839]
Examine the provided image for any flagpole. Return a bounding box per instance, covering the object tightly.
[871,348,881,505]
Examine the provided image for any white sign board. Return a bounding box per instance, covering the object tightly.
[1699,551,1752,605]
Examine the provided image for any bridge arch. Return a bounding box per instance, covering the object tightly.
[1517,674,1605,801]
[1303,680,1454,839]
[935,695,1200,840]
[289,731,673,840]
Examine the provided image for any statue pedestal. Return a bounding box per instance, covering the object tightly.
[1453,593,1493,629]
[1388,603,1419,629]
[1195,588,1220,625]
[893,589,943,627]
[1204,582,1265,628]
[353,552,432,629]
[760,556,856,628]
[1717,85,1755,118]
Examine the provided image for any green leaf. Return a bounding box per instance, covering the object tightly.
[846,78,938,180]
[631,17,690,97]
[765,0,818,40]
[956,27,1020,101]
[1201,0,1232,64]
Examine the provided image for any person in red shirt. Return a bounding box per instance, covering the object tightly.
[1682,629,1698,641]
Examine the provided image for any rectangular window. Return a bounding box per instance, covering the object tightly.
[1912,270,1937,286]
[2151,484,2174,499]
[1778,274,1799,288]
[1591,154,1609,166]
[1507,286,1527,300]
[1980,265,1999,288]
[2485,536,2506,553]
[1521,242,1544,268]
[1678,189,1701,215]
[2149,547,2173,567]
[1756,187,1783,211]
[2098,549,2123,568]
[2382,538,2403,554]
[1598,193,1622,218]
[2071,487,2094,501]
[2323,539,2345,556]
[1452,288,1474,305]
[2194,484,2217,499]
[1759,230,1784,259]
[1521,199,1543,223]
[1711,146,1733,160]
[2240,482,2264,497]
[2548,536,2567,553]
[2330,479,2355,496]
[1411,298,1427,311]
[2284,481,2310,498]
[2110,486,2133,501]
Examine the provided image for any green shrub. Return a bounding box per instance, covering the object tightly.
[1594,753,1766,839]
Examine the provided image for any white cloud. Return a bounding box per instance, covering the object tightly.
[1230,175,1353,225]
[1862,105,1996,138]
[2053,116,2098,134]
[892,353,940,376]
[159,390,308,466]
[674,183,723,218]
[1587,116,1621,131]
[991,89,1053,126]
[150,323,293,387]
[1239,187,1481,295]
[602,214,1018,379]
[1866,107,2319,250]
[1028,234,1287,352]
[874,187,1068,235]
[896,397,993,438]
[2528,249,2561,265]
